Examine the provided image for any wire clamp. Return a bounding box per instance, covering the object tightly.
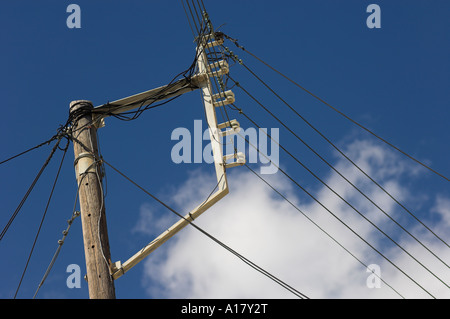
[74,152,96,176]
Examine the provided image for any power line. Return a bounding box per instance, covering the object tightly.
[14,138,70,298]
[225,75,450,288]
[177,3,310,298]
[220,34,450,183]
[235,129,437,298]
[65,46,203,135]
[230,101,450,286]
[183,0,235,132]
[227,79,450,268]
[0,135,59,166]
[235,114,450,292]
[33,188,81,299]
[91,73,199,123]
[5,1,443,300]
[0,136,65,242]
[102,157,309,299]
[185,7,446,296]
[243,163,405,299]
[181,0,196,37]
[225,58,450,250]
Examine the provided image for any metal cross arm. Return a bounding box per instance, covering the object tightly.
[91,72,209,128]
[111,182,229,280]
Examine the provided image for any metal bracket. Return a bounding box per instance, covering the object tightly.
[218,119,241,137]
[110,260,124,278]
[199,33,224,49]
[207,60,229,77]
[212,90,235,107]
[223,152,246,169]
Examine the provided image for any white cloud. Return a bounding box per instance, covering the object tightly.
[134,139,450,299]
[432,196,450,231]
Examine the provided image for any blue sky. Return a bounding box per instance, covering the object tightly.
[1,1,449,299]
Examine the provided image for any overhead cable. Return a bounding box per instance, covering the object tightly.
[235,129,436,298]
[0,135,59,166]
[226,59,450,250]
[102,156,309,299]
[14,138,70,298]
[0,136,64,242]
[227,79,450,265]
[33,181,82,299]
[221,34,450,183]
[244,163,405,299]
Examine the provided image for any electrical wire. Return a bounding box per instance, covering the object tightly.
[7,1,444,300]
[0,135,59,166]
[183,0,234,133]
[181,0,196,37]
[68,109,112,271]
[32,210,80,299]
[225,57,450,250]
[102,156,309,299]
[235,129,436,298]
[243,163,405,299]
[227,80,450,267]
[192,3,232,121]
[185,5,446,297]
[33,172,83,299]
[0,136,65,242]
[230,101,450,287]
[183,0,241,190]
[183,5,446,297]
[66,42,204,137]
[85,129,110,270]
[14,138,69,298]
[220,34,450,183]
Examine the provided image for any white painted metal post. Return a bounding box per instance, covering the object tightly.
[111,33,245,280]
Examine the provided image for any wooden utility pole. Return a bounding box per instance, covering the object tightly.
[70,100,116,299]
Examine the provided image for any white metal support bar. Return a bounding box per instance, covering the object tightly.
[91,73,208,128]
[218,119,241,136]
[111,33,245,280]
[111,187,228,280]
